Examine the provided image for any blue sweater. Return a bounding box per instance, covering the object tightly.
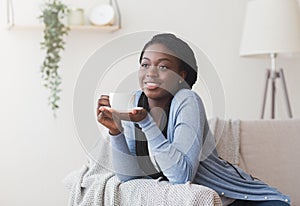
[110,89,290,204]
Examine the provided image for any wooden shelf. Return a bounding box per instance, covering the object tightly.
[7,24,120,31]
[6,0,122,32]
[70,24,120,31]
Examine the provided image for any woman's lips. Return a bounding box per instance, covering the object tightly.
[145,82,160,90]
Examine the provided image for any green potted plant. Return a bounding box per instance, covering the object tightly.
[38,0,70,116]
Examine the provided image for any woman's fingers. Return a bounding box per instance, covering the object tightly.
[117,108,147,122]
[99,106,147,122]
[97,107,121,131]
[98,97,110,106]
[97,95,111,115]
[129,108,147,122]
[98,106,113,119]
[97,96,124,134]
[97,111,109,124]
[98,107,121,124]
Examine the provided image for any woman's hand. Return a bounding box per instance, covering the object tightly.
[100,106,148,122]
[119,108,148,122]
[97,95,122,135]
[97,95,148,135]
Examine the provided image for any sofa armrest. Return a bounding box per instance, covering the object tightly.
[119,179,222,206]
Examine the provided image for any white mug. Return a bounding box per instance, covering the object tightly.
[109,92,135,112]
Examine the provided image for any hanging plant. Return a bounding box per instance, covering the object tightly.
[38,0,70,116]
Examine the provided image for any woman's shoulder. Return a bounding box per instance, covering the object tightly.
[172,89,204,108]
[174,89,202,101]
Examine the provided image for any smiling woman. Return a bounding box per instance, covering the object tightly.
[138,43,187,108]
[96,33,290,206]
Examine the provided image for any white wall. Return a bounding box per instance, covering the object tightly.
[1,0,300,205]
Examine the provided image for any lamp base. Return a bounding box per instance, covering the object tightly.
[261,68,293,119]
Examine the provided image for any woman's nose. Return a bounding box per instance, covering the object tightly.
[146,66,159,77]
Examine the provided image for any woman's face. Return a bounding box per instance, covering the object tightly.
[139,43,186,100]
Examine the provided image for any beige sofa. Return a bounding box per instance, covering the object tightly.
[231,119,299,206]
[65,119,299,205]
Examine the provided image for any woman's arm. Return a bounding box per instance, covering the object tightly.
[110,131,147,182]
[97,95,146,181]
[138,90,206,184]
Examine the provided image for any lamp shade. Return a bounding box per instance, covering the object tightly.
[240,0,300,57]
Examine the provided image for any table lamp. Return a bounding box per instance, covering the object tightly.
[240,0,300,119]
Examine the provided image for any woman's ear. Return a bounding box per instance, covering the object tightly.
[180,70,187,80]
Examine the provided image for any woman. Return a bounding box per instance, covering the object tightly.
[97,33,290,206]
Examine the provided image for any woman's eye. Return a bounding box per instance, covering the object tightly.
[140,63,149,68]
[158,65,168,70]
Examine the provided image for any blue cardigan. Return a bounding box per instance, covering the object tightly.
[110,89,290,204]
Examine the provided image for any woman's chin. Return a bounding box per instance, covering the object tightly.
[143,88,161,98]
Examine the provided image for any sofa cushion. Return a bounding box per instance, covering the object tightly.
[239,119,300,206]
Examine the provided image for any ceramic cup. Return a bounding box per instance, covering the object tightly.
[109,92,136,112]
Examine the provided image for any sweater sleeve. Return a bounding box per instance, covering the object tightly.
[137,90,206,184]
[110,132,147,181]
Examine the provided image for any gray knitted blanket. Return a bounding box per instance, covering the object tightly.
[209,118,241,165]
[63,134,222,206]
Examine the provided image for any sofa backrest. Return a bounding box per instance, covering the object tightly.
[238,119,300,206]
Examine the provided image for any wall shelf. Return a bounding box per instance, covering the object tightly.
[69,25,120,31]
[7,24,120,32]
[6,0,122,31]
